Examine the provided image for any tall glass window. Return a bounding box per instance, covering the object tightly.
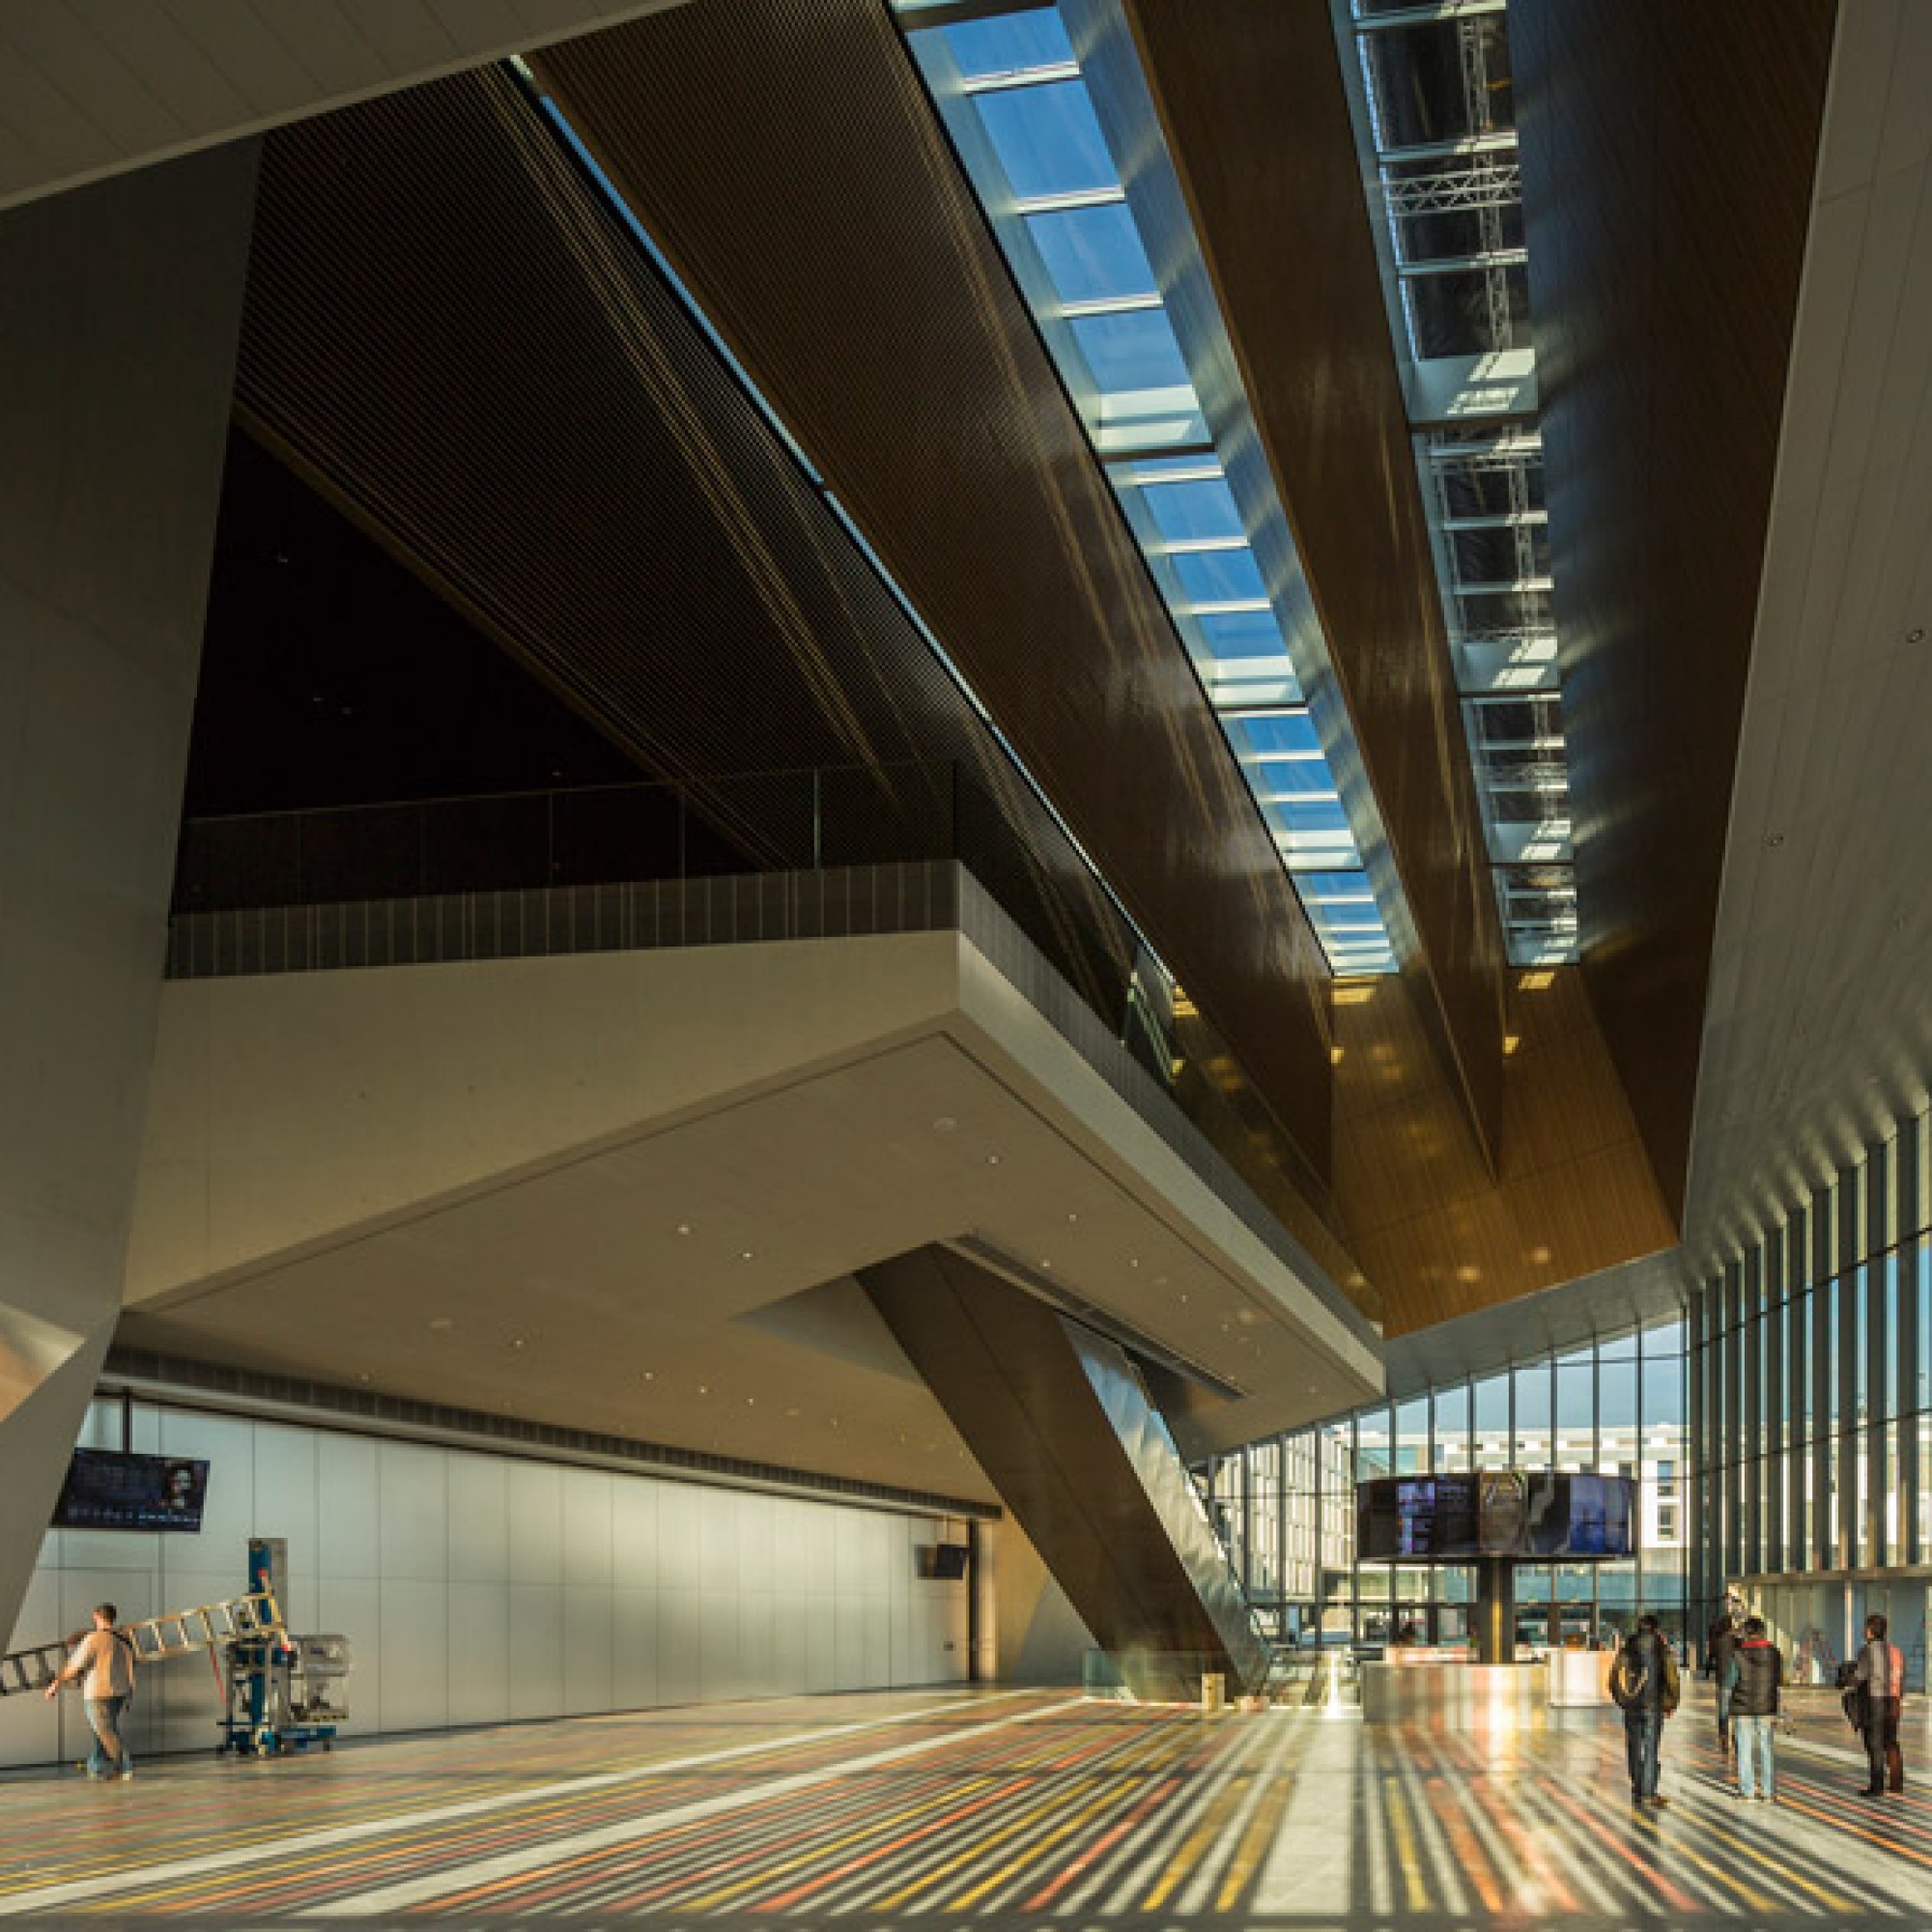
[1690,1109,1932,1687]
[1200,1318,1688,1648]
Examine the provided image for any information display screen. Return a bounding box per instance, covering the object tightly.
[1356,1471,1634,1562]
[50,1449,209,1532]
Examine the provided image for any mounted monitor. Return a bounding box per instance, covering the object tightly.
[1356,1472,1635,1563]
[50,1450,209,1532]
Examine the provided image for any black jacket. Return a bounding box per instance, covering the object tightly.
[1727,1637,1782,1717]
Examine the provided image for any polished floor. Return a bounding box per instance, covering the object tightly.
[0,1684,1926,1928]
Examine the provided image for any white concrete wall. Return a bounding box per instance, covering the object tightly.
[0,1399,970,1770]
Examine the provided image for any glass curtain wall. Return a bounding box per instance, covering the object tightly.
[1202,1317,1688,1652]
[1691,1112,1932,1689]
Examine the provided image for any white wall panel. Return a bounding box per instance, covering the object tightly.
[561,1470,613,1590]
[0,1568,63,1767]
[611,1588,658,1710]
[699,1591,745,1701]
[561,1585,613,1715]
[506,1462,562,1584]
[804,1591,838,1692]
[658,1588,701,1704]
[446,1454,508,1583]
[251,1426,320,1625]
[319,1577,383,1734]
[447,1586,511,1727]
[657,1482,701,1592]
[835,1598,868,1691]
[378,1577,451,1731]
[611,1477,658,1590]
[506,1580,564,1719]
[317,1435,379,1578]
[377,1442,448,1582]
[5,1398,971,1767]
[738,1589,776,1701]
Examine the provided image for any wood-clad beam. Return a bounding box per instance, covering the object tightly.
[1116,0,1511,1172]
[1511,0,1838,1220]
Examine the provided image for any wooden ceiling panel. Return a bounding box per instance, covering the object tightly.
[1333,968,1676,1333]
[1511,0,1838,1221]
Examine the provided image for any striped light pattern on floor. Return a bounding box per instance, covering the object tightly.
[0,1686,1925,1921]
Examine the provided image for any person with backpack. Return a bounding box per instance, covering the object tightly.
[1853,1611,1907,1797]
[1707,1607,1740,1757]
[1612,1612,1681,1806]
[1720,1615,1784,1802]
[43,1602,137,1780]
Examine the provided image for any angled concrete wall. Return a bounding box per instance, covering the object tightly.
[0,145,256,1638]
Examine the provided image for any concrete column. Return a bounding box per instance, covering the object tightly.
[0,143,258,1640]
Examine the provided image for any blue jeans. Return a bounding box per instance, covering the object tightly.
[83,1695,130,1778]
[1734,1713,1775,1797]
[1624,1709,1662,1798]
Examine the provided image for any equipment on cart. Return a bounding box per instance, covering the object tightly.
[215,1537,353,1757]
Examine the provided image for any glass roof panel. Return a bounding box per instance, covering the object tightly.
[1139,474,1245,545]
[1066,307,1191,393]
[1232,710,1323,761]
[1023,202,1156,307]
[972,80,1117,202]
[1172,547,1267,607]
[938,11,1073,80]
[1195,606,1286,661]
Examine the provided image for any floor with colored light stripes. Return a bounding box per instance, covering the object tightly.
[1,1684,1925,1926]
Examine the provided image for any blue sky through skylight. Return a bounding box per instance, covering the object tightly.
[905,2,1400,974]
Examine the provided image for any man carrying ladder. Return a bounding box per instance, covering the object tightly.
[43,1604,137,1781]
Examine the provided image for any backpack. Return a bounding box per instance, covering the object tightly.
[1609,1642,1651,1712]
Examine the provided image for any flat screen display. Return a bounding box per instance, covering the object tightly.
[51,1450,209,1532]
[1356,1472,1634,1562]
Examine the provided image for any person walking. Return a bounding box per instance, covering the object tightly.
[43,1603,137,1780]
[1854,1611,1907,1797]
[1708,1607,1740,1759]
[1722,1615,1784,1802]
[1613,1612,1682,1807]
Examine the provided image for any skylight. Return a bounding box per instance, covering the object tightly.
[1343,0,1578,966]
[897,2,1406,976]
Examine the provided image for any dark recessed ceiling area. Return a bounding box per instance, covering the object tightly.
[184,428,643,820]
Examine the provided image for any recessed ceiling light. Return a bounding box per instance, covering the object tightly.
[511,1338,526,1350]
[1040,1259,1052,1270]
[698,1384,709,1395]
[1066,1212,1078,1224]
[739,1250,754,1261]
[357,1373,371,1383]
[1765,832,1785,848]
[429,1317,453,1331]
[986,1153,1002,1166]
[1127,1259,1140,1269]
[676,1223,693,1236]
[642,1371,654,1380]
[932,1116,957,1132]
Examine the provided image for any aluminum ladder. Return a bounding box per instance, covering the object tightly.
[0,1589,285,1697]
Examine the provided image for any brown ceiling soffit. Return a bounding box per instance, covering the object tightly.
[1118,0,1511,1174]
[1511,0,1838,1224]
[531,0,1340,1184]
[1331,967,1678,1337]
